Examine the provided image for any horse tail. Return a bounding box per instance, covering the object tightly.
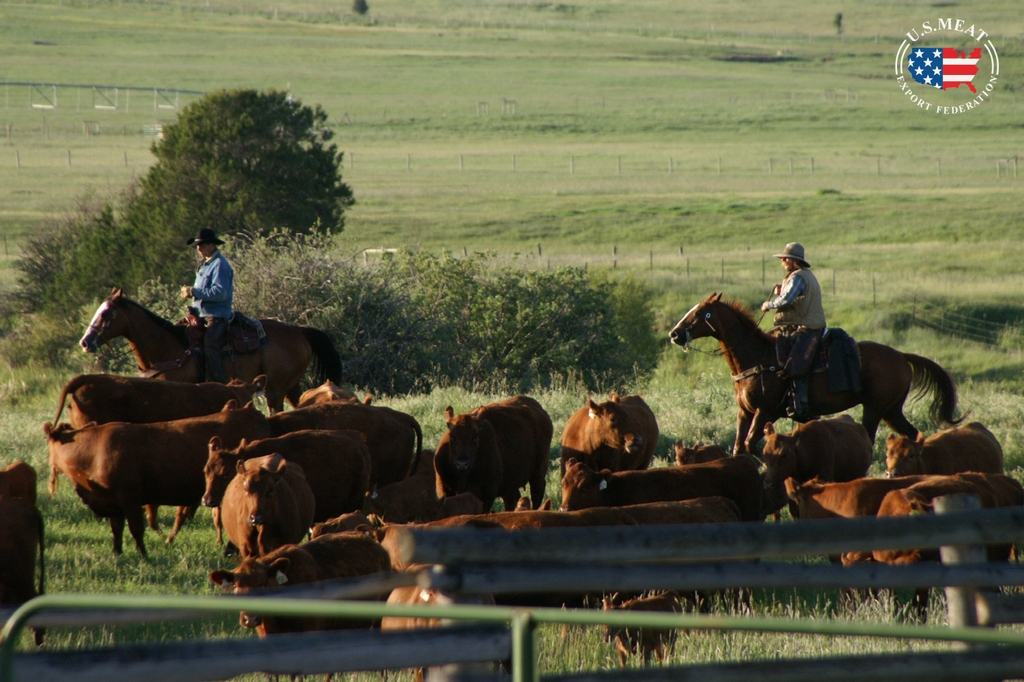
[903,353,962,425]
[301,327,343,386]
[53,375,89,425]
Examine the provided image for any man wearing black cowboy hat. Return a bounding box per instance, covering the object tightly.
[760,242,826,418]
[180,228,234,383]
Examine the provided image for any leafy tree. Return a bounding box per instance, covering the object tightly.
[834,12,843,35]
[125,88,354,280]
[352,0,368,15]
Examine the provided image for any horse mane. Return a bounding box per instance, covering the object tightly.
[717,296,773,344]
[116,295,190,348]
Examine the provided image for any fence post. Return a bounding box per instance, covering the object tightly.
[459,154,463,171]
[721,258,725,282]
[617,156,621,174]
[686,258,690,278]
[649,250,653,270]
[810,157,814,174]
[15,149,19,169]
[935,494,985,635]
[537,243,542,257]
[872,275,876,307]
[512,154,515,172]
[511,611,538,682]
[762,255,765,286]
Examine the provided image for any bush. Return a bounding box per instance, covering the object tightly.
[352,0,368,14]
[225,233,659,395]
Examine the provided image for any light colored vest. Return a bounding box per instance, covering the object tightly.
[773,268,826,329]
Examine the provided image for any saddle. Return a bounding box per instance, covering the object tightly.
[182,308,267,355]
[771,328,861,422]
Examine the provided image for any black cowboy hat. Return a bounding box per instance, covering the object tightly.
[186,228,225,246]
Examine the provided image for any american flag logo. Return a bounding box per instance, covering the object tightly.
[907,47,982,93]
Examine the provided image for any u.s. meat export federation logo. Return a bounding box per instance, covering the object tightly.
[895,18,999,115]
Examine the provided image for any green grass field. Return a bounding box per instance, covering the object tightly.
[3,0,1024,677]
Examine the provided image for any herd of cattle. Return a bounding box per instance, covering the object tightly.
[0,372,1019,666]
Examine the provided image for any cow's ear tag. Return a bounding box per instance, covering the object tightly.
[599,480,608,490]
[588,409,597,419]
[371,491,378,500]
[275,573,289,585]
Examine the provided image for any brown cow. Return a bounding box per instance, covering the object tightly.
[210,531,392,636]
[0,461,37,505]
[431,493,486,519]
[45,401,270,556]
[784,476,930,521]
[309,511,374,539]
[381,569,497,682]
[0,495,45,645]
[560,457,763,521]
[268,402,422,486]
[560,394,659,475]
[435,396,553,512]
[362,450,437,523]
[603,591,682,666]
[203,430,371,523]
[219,454,316,558]
[53,374,268,428]
[761,415,873,488]
[873,473,1023,613]
[784,475,929,567]
[613,498,741,526]
[296,380,358,407]
[673,441,729,467]
[51,375,267,537]
[885,422,1004,478]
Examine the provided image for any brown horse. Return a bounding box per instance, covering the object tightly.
[79,289,342,412]
[668,293,959,455]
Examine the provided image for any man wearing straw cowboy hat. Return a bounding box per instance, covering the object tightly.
[760,242,826,418]
[180,228,234,383]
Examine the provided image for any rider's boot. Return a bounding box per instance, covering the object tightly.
[787,377,810,419]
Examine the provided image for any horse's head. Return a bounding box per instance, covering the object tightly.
[79,288,128,353]
[668,292,725,348]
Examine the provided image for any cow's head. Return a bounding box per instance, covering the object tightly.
[210,555,291,629]
[668,292,724,348]
[559,457,612,511]
[760,422,798,488]
[585,397,638,455]
[443,406,484,473]
[80,288,128,353]
[782,476,828,520]
[885,433,926,477]
[202,437,245,508]
[242,454,287,527]
[673,440,698,466]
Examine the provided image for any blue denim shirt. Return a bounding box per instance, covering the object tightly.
[192,250,234,319]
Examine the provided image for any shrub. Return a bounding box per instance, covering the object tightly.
[227,234,658,395]
[352,0,368,14]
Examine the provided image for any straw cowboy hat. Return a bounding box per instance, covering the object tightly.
[185,228,225,246]
[773,242,810,267]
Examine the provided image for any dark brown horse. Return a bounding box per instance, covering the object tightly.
[668,293,959,455]
[79,289,342,412]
